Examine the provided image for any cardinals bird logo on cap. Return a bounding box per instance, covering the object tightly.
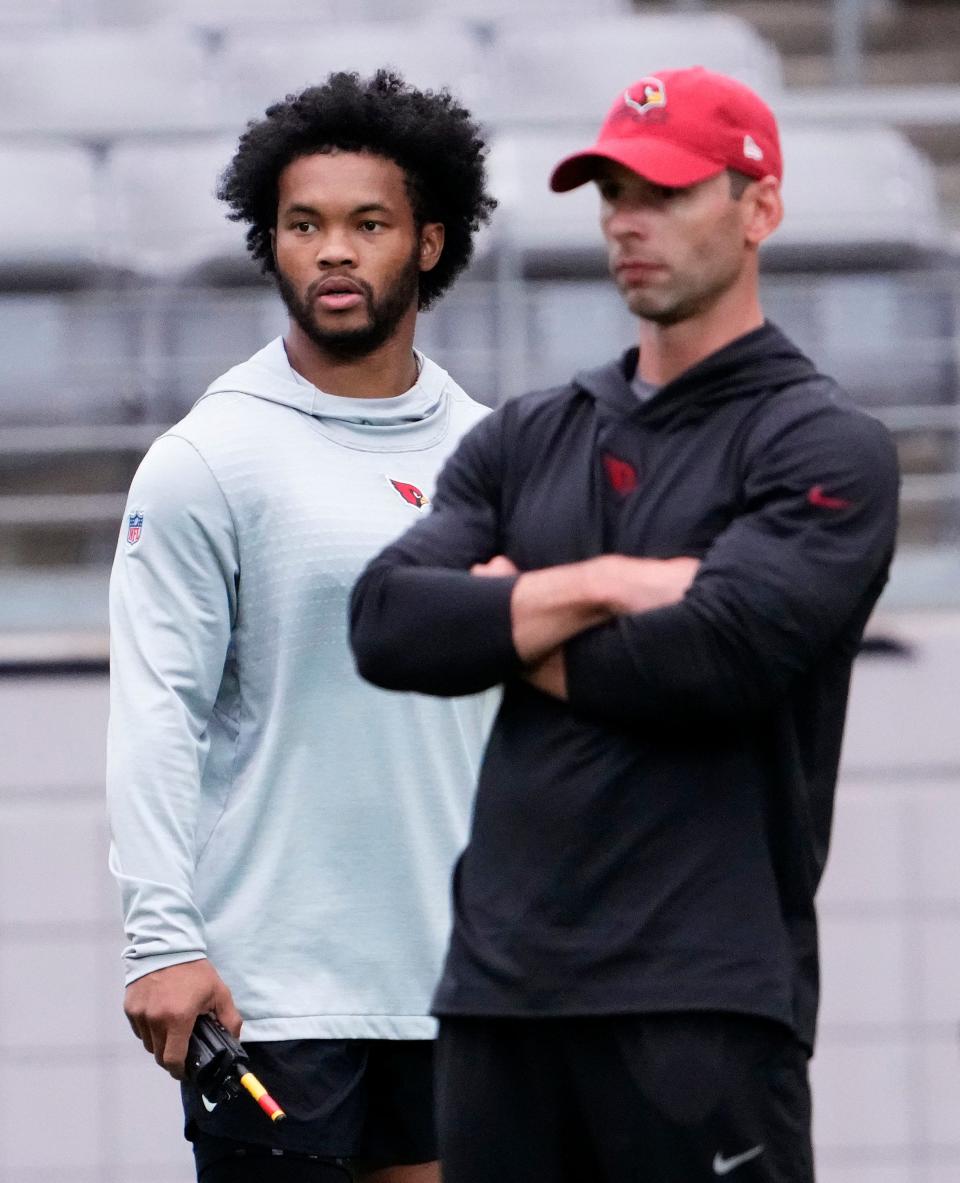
[624,77,667,116]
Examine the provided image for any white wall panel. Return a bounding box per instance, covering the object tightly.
[1,611,958,1179]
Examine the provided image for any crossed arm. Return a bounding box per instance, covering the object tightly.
[471,552,699,698]
[350,402,899,723]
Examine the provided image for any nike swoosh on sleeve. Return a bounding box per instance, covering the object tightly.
[807,484,852,510]
[712,1144,765,1175]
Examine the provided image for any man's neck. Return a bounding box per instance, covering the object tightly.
[283,315,419,400]
[636,286,764,388]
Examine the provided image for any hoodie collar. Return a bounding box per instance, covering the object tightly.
[197,337,454,452]
[574,322,820,427]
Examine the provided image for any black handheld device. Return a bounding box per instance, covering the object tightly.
[187,1013,286,1123]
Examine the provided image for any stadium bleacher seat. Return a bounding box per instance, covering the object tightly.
[104,137,248,282]
[0,144,140,426]
[762,270,957,410]
[214,22,487,127]
[0,143,103,288]
[102,136,273,419]
[482,14,783,127]
[774,124,944,267]
[0,287,141,426]
[0,29,216,141]
[486,129,616,274]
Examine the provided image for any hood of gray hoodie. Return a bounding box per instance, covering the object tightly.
[196,336,458,453]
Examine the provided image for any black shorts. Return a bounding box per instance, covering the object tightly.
[183,1038,436,1179]
[436,1012,814,1183]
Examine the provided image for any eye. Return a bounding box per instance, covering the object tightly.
[293,221,315,233]
[359,219,383,232]
[598,179,620,202]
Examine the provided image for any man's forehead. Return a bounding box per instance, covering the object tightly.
[277,150,408,211]
[279,150,405,194]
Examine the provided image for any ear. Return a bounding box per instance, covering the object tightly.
[742,176,783,246]
[418,222,444,273]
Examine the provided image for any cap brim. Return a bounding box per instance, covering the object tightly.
[550,137,727,192]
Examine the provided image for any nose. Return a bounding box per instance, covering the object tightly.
[604,202,652,243]
[315,229,356,269]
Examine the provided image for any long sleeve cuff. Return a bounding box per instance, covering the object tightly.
[351,568,521,696]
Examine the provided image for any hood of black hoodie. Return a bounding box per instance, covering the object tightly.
[573,322,823,429]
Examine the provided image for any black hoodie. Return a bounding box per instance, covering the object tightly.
[350,323,899,1049]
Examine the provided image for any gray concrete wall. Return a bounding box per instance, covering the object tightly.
[812,612,960,1183]
[0,611,957,1181]
[0,673,188,1182]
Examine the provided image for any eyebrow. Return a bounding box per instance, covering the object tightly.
[282,201,393,218]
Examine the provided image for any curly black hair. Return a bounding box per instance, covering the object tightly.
[217,70,497,310]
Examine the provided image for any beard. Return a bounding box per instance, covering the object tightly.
[275,246,420,362]
[618,265,741,327]
[623,282,720,327]
[613,233,746,328]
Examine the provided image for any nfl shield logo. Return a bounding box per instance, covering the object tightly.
[126,511,143,545]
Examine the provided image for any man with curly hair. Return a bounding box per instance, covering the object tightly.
[107,71,496,1183]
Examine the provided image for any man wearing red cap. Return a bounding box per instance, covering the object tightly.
[351,67,899,1182]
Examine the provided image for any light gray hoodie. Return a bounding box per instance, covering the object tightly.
[107,338,494,1040]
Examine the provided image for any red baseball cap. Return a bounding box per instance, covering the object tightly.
[550,66,782,192]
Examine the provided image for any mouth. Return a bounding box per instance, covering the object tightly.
[311,276,366,312]
[615,260,666,282]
